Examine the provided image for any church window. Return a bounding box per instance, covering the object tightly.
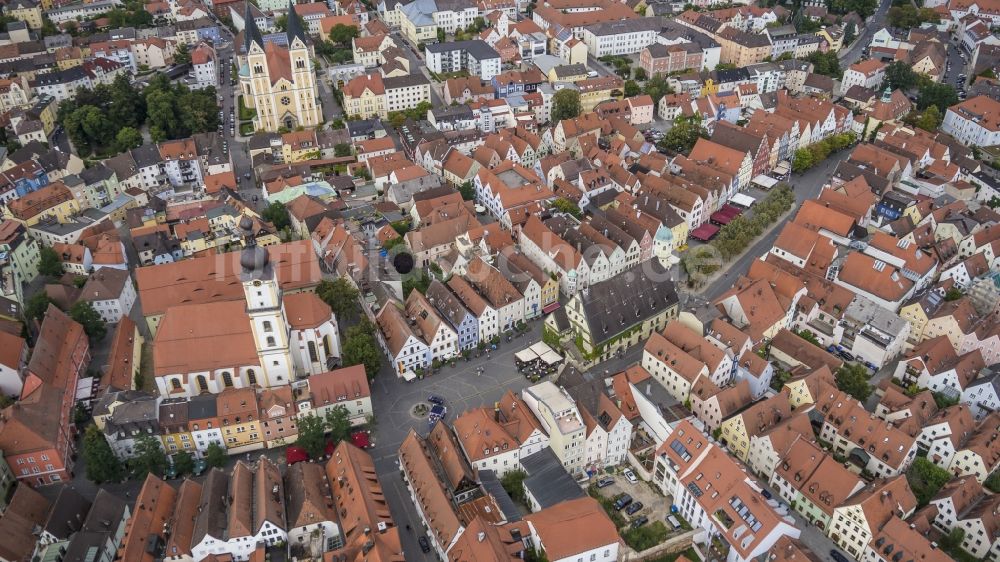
[253,65,263,74]
[196,375,208,392]
[222,371,234,387]
[171,378,182,391]
[267,336,276,347]
[248,369,258,386]
[296,59,305,70]
[280,96,291,106]
[308,341,318,362]
[263,320,273,332]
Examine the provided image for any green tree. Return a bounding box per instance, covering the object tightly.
[943,288,963,301]
[806,51,842,78]
[24,292,53,323]
[459,180,475,201]
[274,14,289,32]
[174,43,191,65]
[83,424,123,484]
[334,143,352,157]
[324,405,351,444]
[843,21,857,45]
[40,16,58,37]
[436,28,446,44]
[109,74,146,129]
[131,433,167,479]
[623,79,641,97]
[829,0,879,18]
[634,68,648,81]
[888,5,921,28]
[70,301,107,341]
[792,149,815,174]
[500,469,528,504]
[884,61,918,91]
[38,246,64,277]
[657,113,708,155]
[261,201,291,230]
[551,89,582,122]
[317,278,360,321]
[917,81,958,113]
[835,363,872,402]
[550,197,581,218]
[795,330,821,347]
[342,320,382,380]
[115,126,143,152]
[642,73,672,104]
[906,457,952,506]
[205,442,227,468]
[914,105,943,133]
[329,23,360,46]
[173,450,195,476]
[985,470,1000,493]
[296,413,328,459]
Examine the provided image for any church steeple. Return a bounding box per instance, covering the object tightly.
[244,1,264,53]
[286,0,307,46]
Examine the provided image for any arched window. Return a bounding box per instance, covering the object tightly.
[267,336,276,347]
[323,335,332,358]
[171,378,182,391]
[263,320,273,332]
[295,58,305,70]
[222,371,234,388]
[308,341,318,362]
[196,375,209,393]
[247,369,258,386]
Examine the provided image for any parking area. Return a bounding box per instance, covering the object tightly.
[593,470,676,531]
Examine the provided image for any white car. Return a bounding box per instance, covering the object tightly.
[623,468,638,484]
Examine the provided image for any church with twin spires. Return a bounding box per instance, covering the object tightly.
[238,0,321,131]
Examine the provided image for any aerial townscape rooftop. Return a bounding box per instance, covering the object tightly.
[1,0,1000,561]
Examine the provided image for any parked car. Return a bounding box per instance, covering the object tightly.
[418,536,431,553]
[830,550,849,562]
[429,404,447,420]
[623,468,638,484]
[760,489,772,499]
[613,494,633,510]
[427,395,445,405]
[596,476,615,488]
[631,516,649,528]
[625,501,644,515]
[838,350,856,362]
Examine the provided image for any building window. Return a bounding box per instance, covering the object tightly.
[222,371,234,388]
[308,341,318,362]
[267,336,276,347]
[263,320,272,332]
[248,369,258,386]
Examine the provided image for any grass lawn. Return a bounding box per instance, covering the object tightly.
[237,96,257,121]
[239,122,255,136]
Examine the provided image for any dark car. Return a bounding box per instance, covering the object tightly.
[596,476,614,488]
[830,550,849,562]
[613,494,633,511]
[625,501,644,515]
[761,489,772,499]
[631,516,649,528]
[427,395,445,405]
[429,404,447,420]
[838,350,856,362]
[418,536,431,553]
